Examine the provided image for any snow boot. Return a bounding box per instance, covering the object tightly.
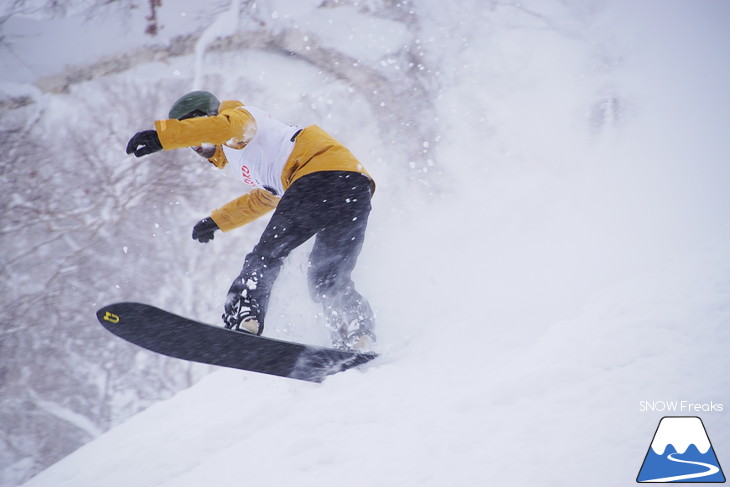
[346,332,377,354]
[223,298,262,335]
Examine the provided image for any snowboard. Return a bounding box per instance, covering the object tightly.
[96,302,377,383]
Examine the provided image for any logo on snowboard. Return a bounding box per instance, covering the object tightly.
[103,311,120,324]
[637,416,725,483]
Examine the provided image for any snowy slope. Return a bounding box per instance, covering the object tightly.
[13,1,730,486]
[20,246,730,486]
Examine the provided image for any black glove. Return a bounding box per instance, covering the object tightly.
[192,217,219,243]
[126,130,162,157]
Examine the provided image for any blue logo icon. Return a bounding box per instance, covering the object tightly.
[637,416,725,483]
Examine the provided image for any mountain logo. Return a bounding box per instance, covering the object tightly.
[637,416,726,483]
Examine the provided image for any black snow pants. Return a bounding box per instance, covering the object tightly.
[226,171,375,347]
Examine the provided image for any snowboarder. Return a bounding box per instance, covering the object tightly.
[126,91,376,352]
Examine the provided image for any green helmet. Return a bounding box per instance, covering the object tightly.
[168,91,220,120]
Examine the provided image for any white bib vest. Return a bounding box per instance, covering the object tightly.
[222,106,300,196]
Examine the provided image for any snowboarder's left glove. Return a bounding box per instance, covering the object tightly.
[126,130,162,157]
[192,217,219,243]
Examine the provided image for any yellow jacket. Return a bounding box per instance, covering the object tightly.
[154,100,373,232]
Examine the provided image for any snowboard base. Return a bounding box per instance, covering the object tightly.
[96,302,377,383]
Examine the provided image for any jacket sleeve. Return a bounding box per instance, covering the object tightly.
[207,145,228,168]
[154,103,256,150]
[210,189,280,232]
